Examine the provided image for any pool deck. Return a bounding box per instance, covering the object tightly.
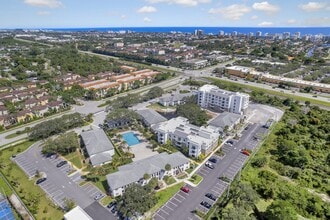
[119,130,159,161]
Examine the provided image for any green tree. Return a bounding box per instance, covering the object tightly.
[117,184,157,217]
[144,86,164,100]
[176,103,209,126]
[143,173,151,180]
[265,200,297,220]
[165,163,171,171]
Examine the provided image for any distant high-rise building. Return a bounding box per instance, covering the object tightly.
[283,32,290,39]
[219,30,225,36]
[232,31,238,36]
[194,29,204,37]
[248,32,254,37]
[256,31,262,37]
[295,32,301,39]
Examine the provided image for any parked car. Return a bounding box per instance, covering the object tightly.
[107,201,117,209]
[205,161,215,169]
[240,149,250,156]
[45,152,56,158]
[200,201,212,209]
[205,193,216,201]
[226,140,234,146]
[208,157,217,163]
[94,193,104,200]
[56,161,68,168]
[180,186,190,193]
[36,177,47,184]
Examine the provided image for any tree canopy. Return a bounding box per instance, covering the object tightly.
[117,183,157,217]
[42,131,79,155]
[176,103,209,126]
[29,113,85,140]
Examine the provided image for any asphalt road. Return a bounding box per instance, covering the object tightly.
[154,123,267,220]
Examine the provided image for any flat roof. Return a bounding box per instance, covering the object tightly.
[64,206,93,220]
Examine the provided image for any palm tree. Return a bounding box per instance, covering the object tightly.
[165,164,171,171]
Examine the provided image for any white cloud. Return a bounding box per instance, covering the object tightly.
[258,21,274,26]
[137,6,157,13]
[287,19,297,24]
[251,15,258,20]
[146,0,211,7]
[37,11,50,15]
[209,4,251,20]
[121,15,127,19]
[299,2,326,12]
[143,17,152,22]
[24,0,63,8]
[252,1,279,13]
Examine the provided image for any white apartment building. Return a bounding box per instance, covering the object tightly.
[152,117,219,158]
[198,85,249,114]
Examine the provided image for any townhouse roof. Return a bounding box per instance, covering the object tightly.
[80,129,114,166]
[136,109,167,125]
[208,112,243,131]
[159,93,192,103]
[106,152,189,190]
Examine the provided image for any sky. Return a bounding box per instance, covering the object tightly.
[0,0,329,28]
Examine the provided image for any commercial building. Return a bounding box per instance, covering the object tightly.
[208,112,244,135]
[198,85,249,114]
[106,152,190,197]
[158,93,193,107]
[152,117,220,158]
[225,66,330,93]
[80,129,115,167]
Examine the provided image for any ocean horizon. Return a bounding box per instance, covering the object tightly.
[6,26,330,36]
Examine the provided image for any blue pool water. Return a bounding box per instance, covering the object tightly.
[0,200,15,220]
[122,132,140,146]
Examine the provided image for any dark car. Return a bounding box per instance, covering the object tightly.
[226,140,234,146]
[36,177,47,184]
[208,157,217,163]
[56,161,68,168]
[200,201,212,209]
[205,193,216,201]
[107,201,117,209]
[205,161,214,169]
[111,205,117,214]
[45,152,56,158]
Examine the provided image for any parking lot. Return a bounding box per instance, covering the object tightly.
[153,123,271,219]
[154,184,199,220]
[12,142,107,212]
[38,180,68,209]
[81,183,105,201]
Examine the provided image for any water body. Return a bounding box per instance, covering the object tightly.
[42,27,330,36]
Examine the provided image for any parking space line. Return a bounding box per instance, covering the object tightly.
[154,213,166,220]
[176,193,185,200]
[159,209,169,216]
[172,196,183,203]
[163,205,173,211]
[168,200,178,207]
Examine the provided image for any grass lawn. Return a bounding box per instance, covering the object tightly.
[93,176,109,194]
[100,196,114,206]
[63,150,84,169]
[149,182,184,214]
[164,177,176,185]
[206,77,330,108]
[256,199,273,212]
[0,176,12,196]
[189,174,203,185]
[0,141,63,219]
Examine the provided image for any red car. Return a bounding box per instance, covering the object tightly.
[240,149,250,156]
[181,186,190,193]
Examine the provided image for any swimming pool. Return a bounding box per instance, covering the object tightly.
[122,132,140,146]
